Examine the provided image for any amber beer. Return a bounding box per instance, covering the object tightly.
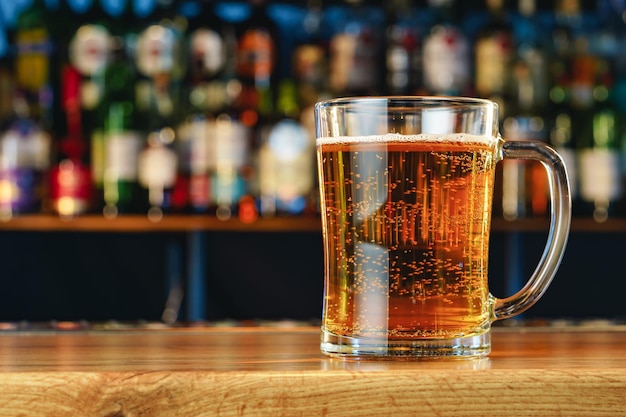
[318,134,499,348]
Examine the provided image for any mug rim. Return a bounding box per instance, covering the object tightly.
[315,95,497,111]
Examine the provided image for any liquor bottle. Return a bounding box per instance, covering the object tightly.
[234,0,280,128]
[548,74,579,207]
[593,0,626,216]
[257,79,314,217]
[474,0,514,118]
[0,0,53,217]
[137,127,179,221]
[385,0,422,95]
[46,0,89,139]
[134,0,188,217]
[548,0,592,216]
[184,0,231,115]
[134,0,186,121]
[68,0,114,141]
[512,0,549,114]
[209,112,251,220]
[421,0,471,96]
[501,57,549,220]
[49,66,92,219]
[0,92,51,218]
[550,0,585,89]
[97,38,143,218]
[577,60,623,222]
[328,0,384,96]
[291,0,329,210]
[496,0,552,220]
[0,43,12,127]
[292,0,329,109]
[12,0,54,129]
[179,0,231,213]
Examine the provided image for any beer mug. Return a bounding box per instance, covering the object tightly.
[315,97,571,358]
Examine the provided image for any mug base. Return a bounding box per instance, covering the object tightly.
[321,329,491,359]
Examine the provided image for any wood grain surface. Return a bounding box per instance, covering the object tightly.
[0,326,625,416]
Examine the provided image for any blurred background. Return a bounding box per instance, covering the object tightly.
[0,0,624,324]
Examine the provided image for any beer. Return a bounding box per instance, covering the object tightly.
[317,134,499,346]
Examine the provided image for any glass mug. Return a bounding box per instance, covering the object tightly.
[315,97,571,358]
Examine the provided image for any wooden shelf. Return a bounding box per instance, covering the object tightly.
[0,214,323,233]
[0,214,624,233]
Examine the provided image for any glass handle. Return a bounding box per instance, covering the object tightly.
[493,140,572,321]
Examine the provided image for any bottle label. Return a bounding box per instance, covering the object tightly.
[387,25,419,93]
[501,159,525,220]
[1,122,51,170]
[268,119,310,162]
[136,24,179,76]
[16,28,51,91]
[190,28,225,77]
[330,29,378,93]
[106,131,142,181]
[189,174,210,209]
[579,149,622,202]
[212,170,245,207]
[260,119,314,203]
[69,24,112,76]
[187,117,213,173]
[91,129,105,187]
[211,117,249,207]
[237,29,275,81]
[50,160,92,208]
[422,25,470,94]
[475,34,511,95]
[293,44,326,87]
[70,24,112,110]
[0,167,37,212]
[214,118,249,169]
[138,145,178,188]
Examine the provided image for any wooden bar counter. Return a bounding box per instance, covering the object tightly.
[0,324,625,416]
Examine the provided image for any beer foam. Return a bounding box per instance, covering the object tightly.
[316,133,498,146]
